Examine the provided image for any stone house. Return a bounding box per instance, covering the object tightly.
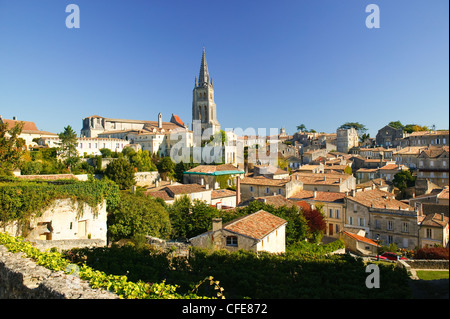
[285,155,302,169]
[416,146,449,189]
[355,168,379,184]
[76,137,130,156]
[210,189,237,209]
[2,198,107,248]
[400,130,449,147]
[289,190,345,238]
[392,146,429,169]
[183,164,245,190]
[345,189,418,249]
[0,116,59,150]
[239,176,303,202]
[291,172,356,193]
[145,184,211,205]
[378,163,409,182]
[376,125,405,147]
[341,230,380,256]
[418,213,449,248]
[336,128,359,154]
[252,165,289,179]
[189,210,287,253]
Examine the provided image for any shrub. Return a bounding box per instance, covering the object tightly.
[414,246,449,260]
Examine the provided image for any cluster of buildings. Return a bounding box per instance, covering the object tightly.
[1,48,449,257]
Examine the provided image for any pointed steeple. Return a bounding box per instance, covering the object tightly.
[198,47,209,86]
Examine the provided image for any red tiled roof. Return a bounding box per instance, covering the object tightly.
[342,231,380,247]
[223,210,287,240]
[1,119,38,131]
[348,189,414,211]
[289,190,345,203]
[420,213,449,228]
[171,114,184,126]
[240,176,291,186]
[294,201,311,211]
[438,187,449,200]
[211,189,236,199]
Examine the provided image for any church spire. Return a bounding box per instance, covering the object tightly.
[198,47,209,86]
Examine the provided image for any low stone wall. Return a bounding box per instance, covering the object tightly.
[146,236,191,257]
[405,259,449,270]
[27,239,106,252]
[135,171,160,187]
[0,245,118,299]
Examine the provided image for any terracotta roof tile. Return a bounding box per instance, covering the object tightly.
[420,213,449,228]
[211,189,236,199]
[240,176,290,186]
[342,231,380,247]
[254,195,296,208]
[289,190,345,203]
[223,210,287,240]
[348,189,414,211]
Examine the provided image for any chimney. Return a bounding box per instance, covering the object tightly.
[313,190,317,198]
[158,113,162,129]
[205,184,209,190]
[236,176,241,205]
[200,178,204,185]
[212,218,222,232]
[13,116,17,120]
[351,189,356,197]
[216,202,222,210]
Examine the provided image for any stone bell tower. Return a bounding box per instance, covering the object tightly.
[192,48,220,141]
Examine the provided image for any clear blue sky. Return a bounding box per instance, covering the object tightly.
[0,0,448,137]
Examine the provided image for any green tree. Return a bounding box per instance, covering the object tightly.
[107,192,172,242]
[0,120,26,175]
[338,122,367,135]
[99,148,113,158]
[157,156,175,180]
[105,158,136,190]
[388,121,404,130]
[296,124,307,132]
[130,150,156,172]
[393,170,415,192]
[403,124,429,133]
[57,125,79,171]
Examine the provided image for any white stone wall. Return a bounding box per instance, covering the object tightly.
[2,199,107,244]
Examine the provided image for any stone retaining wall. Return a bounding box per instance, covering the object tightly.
[28,239,106,252]
[0,245,118,299]
[405,259,449,270]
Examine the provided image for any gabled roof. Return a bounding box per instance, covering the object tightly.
[1,118,38,131]
[291,172,352,185]
[211,189,236,199]
[240,176,291,187]
[185,164,244,175]
[223,210,287,240]
[420,213,449,228]
[253,195,297,208]
[342,231,380,247]
[347,189,414,211]
[289,190,345,203]
[418,146,449,159]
